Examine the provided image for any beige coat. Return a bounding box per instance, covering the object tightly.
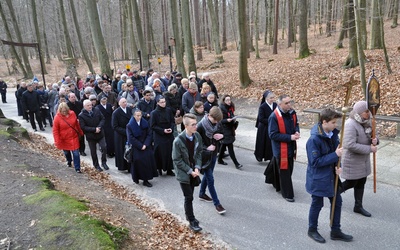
[341,118,372,180]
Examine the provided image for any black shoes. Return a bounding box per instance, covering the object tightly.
[216,204,226,214]
[354,206,371,217]
[95,166,103,172]
[40,128,45,131]
[235,164,243,169]
[218,160,228,165]
[308,229,326,243]
[256,157,262,162]
[133,180,139,184]
[80,151,87,156]
[330,230,353,242]
[67,163,72,168]
[189,220,202,233]
[143,180,153,187]
[102,163,109,170]
[199,194,213,202]
[76,169,82,173]
[285,198,295,202]
[167,171,175,176]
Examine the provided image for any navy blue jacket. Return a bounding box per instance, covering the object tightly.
[305,124,340,197]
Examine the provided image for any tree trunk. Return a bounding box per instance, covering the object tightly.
[369,0,383,49]
[170,0,185,75]
[326,0,333,36]
[30,0,47,74]
[222,0,228,50]
[255,0,261,58]
[272,0,279,54]
[391,0,399,28]
[192,0,203,60]
[161,0,169,55]
[237,0,251,88]
[58,0,74,58]
[248,0,255,52]
[5,0,33,78]
[268,0,274,45]
[38,2,51,64]
[86,0,112,76]
[122,1,129,59]
[287,0,294,46]
[70,0,94,73]
[119,0,124,58]
[143,1,152,55]
[131,0,149,69]
[337,0,349,48]
[0,1,27,78]
[264,0,269,45]
[344,0,359,68]
[377,0,393,74]
[181,0,196,73]
[127,0,138,57]
[298,0,310,58]
[358,0,367,49]
[353,0,366,92]
[207,0,224,63]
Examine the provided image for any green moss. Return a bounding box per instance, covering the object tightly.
[24,178,128,249]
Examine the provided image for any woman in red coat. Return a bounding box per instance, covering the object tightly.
[53,102,84,173]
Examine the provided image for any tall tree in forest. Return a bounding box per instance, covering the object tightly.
[86,0,111,75]
[377,1,392,74]
[181,0,196,73]
[287,0,294,47]
[207,0,224,63]
[70,0,94,73]
[192,0,203,60]
[337,0,349,48]
[131,0,149,69]
[170,0,186,75]
[161,0,169,55]
[143,1,152,55]
[255,0,261,58]
[30,0,47,74]
[237,0,251,87]
[268,0,274,45]
[4,0,33,78]
[358,0,367,49]
[222,0,228,51]
[126,0,138,57]
[58,0,74,58]
[353,0,366,92]
[391,0,399,28]
[298,0,310,58]
[272,0,279,54]
[326,0,333,37]
[344,0,359,68]
[369,0,383,49]
[0,1,27,78]
[38,2,51,64]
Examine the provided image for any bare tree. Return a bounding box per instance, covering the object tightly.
[358,0,367,49]
[287,0,294,46]
[237,0,251,87]
[337,0,349,48]
[272,0,279,54]
[326,0,333,37]
[86,0,111,75]
[255,0,261,58]
[131,0,149,69]
[58,0,74,58]
[377,1,393,74]
[127,0,138,57]
[298,0,310,58]
[207,0,224,63]
[222,0,228,51]
[170,0,185,75]
[369,0,383,49]
[353,0,366,91]
[192,0,203,60]
[181,0,196,73]
[30,0,47,74]
[344,0,359,68]
[391,0,399,28]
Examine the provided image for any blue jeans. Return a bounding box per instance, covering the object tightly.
[199,156,220,206]
[63,149,81,171]
[308,194,342,231]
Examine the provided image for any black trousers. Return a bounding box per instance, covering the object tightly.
[28,110,43,130]
[342,177,367,191]
[79,134,86,153]
[179,182,196,222]
[218,143,239,165]
[1,92,6,103]
[87,137,107,167]
[278,157,294,199]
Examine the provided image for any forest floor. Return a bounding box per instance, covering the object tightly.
[0,21,399,249]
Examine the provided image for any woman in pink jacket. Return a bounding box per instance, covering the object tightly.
[53,102,84,173]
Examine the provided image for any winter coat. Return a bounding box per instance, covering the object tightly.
[181,91,201,114]
[137,98,156,120]
[53,110,83,151]
[163,91,181,116]
[220,103,236,144]
[172,131,203,184]
[22,90,41,112]
[112,107,132,171]
[305,124,340,197]
[341,118,372,180]
[78,108,105,141]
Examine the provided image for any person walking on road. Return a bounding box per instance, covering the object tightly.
[268,94,300,202]
[341,101,378,217]
[306,108,353,243]
[0,78,7,103]
[78,99,109,172]
[172,114,203,232]
[21,82,45,132]
[197,107,226,214]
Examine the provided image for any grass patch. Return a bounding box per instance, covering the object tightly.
[24,177,129,249]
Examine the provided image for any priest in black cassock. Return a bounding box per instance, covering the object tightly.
[112,98,132,171]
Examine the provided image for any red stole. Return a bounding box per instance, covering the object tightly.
[274,109,297,170]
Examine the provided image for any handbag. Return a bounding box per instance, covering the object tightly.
[124,143,133,163]
[191,175,202,187]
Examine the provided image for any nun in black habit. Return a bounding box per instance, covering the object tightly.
[150,96,176,176]
[254,90,277,162]
[112,98,132,171]
[127,109,158,187]
[97,97,115,157]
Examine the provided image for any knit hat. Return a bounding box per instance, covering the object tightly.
[353,101,368,115]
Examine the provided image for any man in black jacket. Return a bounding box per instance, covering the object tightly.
[67,93,86,156]
[22,83,45,132]
[0,78,7,103]
[78,99,109,171]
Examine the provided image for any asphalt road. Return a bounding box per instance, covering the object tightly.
[2,90,400,249]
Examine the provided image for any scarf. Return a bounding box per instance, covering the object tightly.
[274,108,297,170]
[127,117,149,138]
[200,114,219,139]
[350,111,373,135]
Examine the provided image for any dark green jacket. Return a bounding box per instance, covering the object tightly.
[172,131,203,184]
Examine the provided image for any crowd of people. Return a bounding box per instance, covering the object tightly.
[10,72,378,237]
